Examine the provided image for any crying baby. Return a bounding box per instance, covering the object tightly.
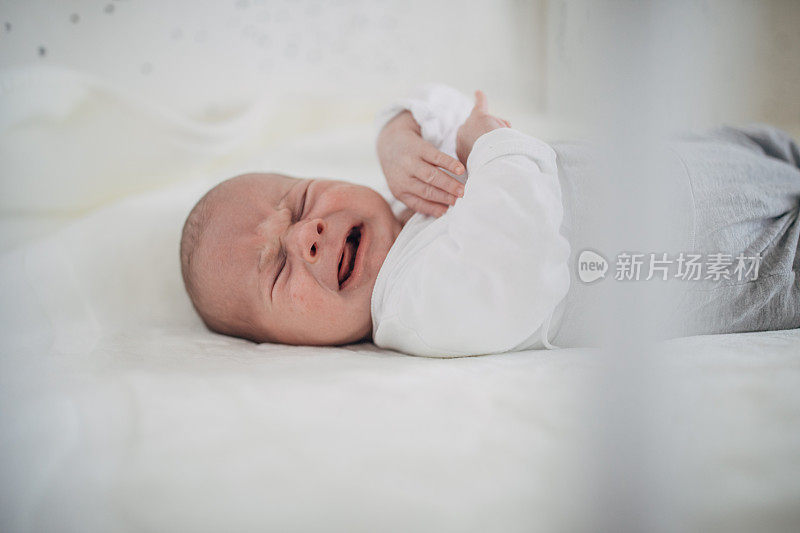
[180,172,403,345]
[180,84,573,357]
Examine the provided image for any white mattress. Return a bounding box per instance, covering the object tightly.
[1,68,799,533]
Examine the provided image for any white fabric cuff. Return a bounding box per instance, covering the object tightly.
[466,128,557,175]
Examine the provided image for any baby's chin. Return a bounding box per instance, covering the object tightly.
[284,311,372,346]
[368,212,402,269]
[359,235,392,295]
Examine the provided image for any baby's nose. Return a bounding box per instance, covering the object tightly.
[295,218,326,263]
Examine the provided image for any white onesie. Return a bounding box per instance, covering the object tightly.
[371,84,571,357]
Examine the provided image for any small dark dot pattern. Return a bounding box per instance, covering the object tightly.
[6,3,143,64]
[2,1,409,79]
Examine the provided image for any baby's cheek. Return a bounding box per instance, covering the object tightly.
[287,279,327,318]
[286,285,309,310]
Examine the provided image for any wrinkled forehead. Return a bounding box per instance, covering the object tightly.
[208,173,298,226]
[200,173,299,264]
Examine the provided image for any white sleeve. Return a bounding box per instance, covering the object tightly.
[374,83,473,158]
[373,128,571,357]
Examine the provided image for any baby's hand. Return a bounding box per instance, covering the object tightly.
[456,91,510,166]
[377,111,466,218]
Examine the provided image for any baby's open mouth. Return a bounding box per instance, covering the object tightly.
[338,225,362,288]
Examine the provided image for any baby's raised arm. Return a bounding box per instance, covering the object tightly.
[376,111,465,217]
[376,85,512,217]
[374,84,476,217]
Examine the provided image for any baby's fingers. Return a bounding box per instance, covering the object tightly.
[415,161,465,199]
[399,193,449,218]
[421,144,465,176]
[408,175,460,206]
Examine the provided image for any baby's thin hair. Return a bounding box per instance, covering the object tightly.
[179,178,261,340]
[179,191,212,305]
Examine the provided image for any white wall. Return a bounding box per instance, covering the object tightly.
[544,0,800,136]
[0,0,545,120]
[2,0,797,130]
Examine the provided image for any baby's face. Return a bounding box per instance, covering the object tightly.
[195,173,402,345]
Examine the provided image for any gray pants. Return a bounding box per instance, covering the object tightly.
[671,125,800,336]
[551,125,800,346]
